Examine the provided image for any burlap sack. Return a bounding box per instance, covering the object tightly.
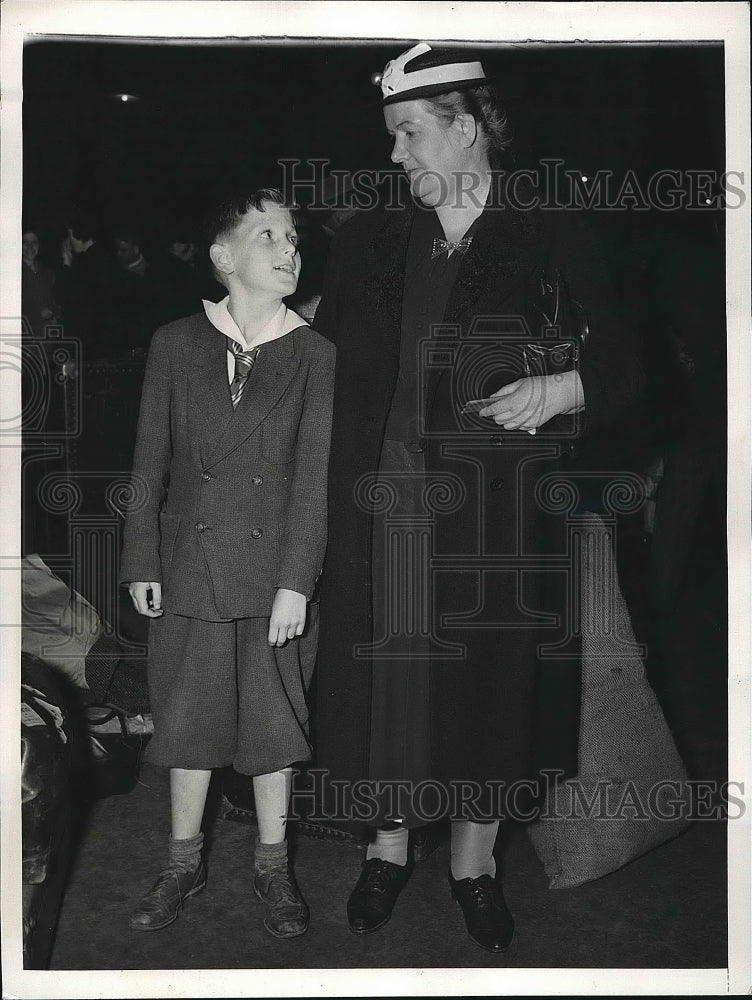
[21,554,102,688]
[528,513,690,888]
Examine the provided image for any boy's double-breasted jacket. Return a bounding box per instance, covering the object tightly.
[119,312,335,620]
[312,175,645,810]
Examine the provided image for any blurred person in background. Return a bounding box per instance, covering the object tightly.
[58,210,115,359]
[22,228,60,338]
[109,225,160,356]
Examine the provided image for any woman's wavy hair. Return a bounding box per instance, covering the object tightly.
[420,84,514,166]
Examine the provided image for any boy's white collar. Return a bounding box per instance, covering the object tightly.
[202,296,308,350]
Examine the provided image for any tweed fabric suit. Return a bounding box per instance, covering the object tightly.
[119,311,335,771]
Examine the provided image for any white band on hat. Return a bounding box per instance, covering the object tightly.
[380,42,486,99]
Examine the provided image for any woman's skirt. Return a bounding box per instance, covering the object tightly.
[367,438,433,823]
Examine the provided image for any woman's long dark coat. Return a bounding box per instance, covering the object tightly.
[312,176,644,821]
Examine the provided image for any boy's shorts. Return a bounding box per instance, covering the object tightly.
[145,607,318,775]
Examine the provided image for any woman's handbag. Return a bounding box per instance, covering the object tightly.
[523,267,590,377]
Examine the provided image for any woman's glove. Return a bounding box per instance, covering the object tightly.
[479,371,584,432]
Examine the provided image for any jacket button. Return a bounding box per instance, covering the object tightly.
[490,436,503,446]
[251,527,262,539]
[490,477,504,490]
[252,475,263,486]
[201,471,213,481]
[196,521,206,532]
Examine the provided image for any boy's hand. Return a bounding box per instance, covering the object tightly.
[128,581,164,617]
[268,589,307,647]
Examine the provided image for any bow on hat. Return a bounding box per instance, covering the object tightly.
[372,42,486,105]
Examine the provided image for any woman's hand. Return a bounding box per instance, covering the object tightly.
[479,371,584,432]
[128,582,164,617]
[268,588,307,647]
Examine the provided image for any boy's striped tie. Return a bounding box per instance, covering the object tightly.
[227,338,260,409]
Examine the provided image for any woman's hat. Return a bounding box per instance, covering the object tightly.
[372,42,487,106]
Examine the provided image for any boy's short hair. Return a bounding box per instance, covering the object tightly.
[203,187,298,247]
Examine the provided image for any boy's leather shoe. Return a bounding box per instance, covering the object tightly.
[448,872,514,953]
[129,863,207,931]
[253,867,309,938]
[347,857,412,934]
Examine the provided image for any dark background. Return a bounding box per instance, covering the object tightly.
[23,38,725,251]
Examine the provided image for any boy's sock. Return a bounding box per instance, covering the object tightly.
[366,823,409,867]
[450,819,499,880]
[254,836,288,874]
[168,831,204,874]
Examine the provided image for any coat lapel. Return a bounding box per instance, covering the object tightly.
[445,172,545,325]
[425,173,546,416]
[189,316,236,459]
[207,331,300,467]
[362,203,415,358]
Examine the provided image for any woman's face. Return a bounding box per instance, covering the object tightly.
[384,99,465,208]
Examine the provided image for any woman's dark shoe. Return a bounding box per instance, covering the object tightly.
[129,863,207,931]
[448,873,514,953]
[347,857,412,934]
[253,867,310,938]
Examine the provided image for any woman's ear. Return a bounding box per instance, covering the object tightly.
[209,241,234,279]
[454,113,479,148]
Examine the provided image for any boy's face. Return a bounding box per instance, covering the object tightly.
[221,204,300,297]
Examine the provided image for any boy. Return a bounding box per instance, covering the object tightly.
[119,188,335,938]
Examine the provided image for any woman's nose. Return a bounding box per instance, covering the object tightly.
[390,136,407,164]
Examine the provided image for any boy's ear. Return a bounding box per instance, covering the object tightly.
[209,241,234,278]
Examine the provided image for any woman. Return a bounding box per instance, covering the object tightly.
[313,42,643,952]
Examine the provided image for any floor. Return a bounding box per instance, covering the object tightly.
[47,761,727,972]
